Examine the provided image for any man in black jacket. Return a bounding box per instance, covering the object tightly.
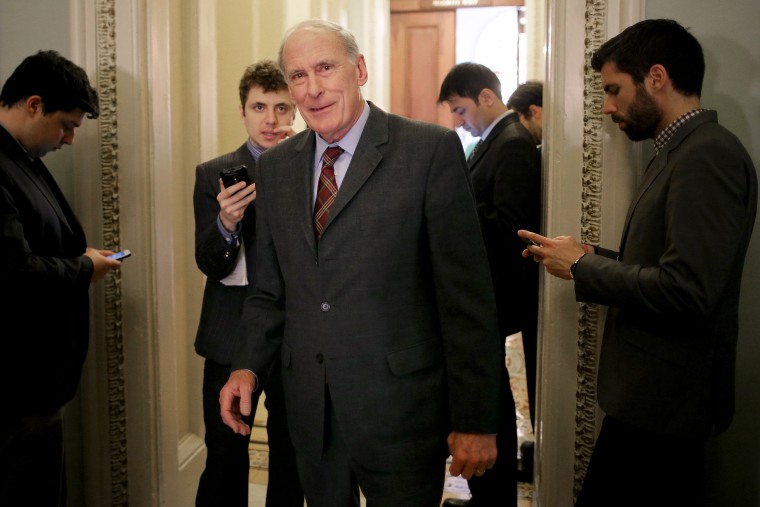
[0,50,121,505]
[439,67,543,506]
[193,60,302,507]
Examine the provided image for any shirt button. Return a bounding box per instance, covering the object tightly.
[320,302,331,312]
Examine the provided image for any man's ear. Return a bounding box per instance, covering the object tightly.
[479,88,497,106]
[529,104,542,121]
[25,95,43,115]
[648,64,667,92]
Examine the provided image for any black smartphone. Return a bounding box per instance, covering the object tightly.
[108,249,132,261]
[220,165,250,189]
[522,236,542,247]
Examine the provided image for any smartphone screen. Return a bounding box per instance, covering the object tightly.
[108,250,132,261]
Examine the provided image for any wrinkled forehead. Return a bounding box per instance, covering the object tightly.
[282,29,347,71]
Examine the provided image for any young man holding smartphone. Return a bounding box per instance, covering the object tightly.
[192,59,303,507]
[0,50,122,505]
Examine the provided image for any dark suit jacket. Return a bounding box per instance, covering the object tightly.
[233,103,502,470]
[468,112,541,338]
[193,143,256,365]
[574,111,757,438]
[0,126,94,416]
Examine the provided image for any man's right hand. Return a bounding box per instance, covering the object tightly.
[218,179,256,232]
[84,247,121,283]
[219,369,257,435]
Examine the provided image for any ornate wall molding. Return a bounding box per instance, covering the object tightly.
[95,0,128,504]
[573,0,606,499]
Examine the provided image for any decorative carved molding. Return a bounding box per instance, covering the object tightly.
[96,0,128,504]
[574,0,606,499]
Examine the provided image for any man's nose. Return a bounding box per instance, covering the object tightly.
[62,130,75,145]
[602,96,616,115]
[307,76,323,97]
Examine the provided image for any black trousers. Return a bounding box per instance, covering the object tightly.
[296,386,446,507]
[575,415,705,507]
[196,359,303,507]
[0,409,66,506]
[465,364,518,507]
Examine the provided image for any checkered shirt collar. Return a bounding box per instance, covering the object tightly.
[654,107,707,155]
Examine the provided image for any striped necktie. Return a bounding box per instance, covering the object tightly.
[313,145,344,239]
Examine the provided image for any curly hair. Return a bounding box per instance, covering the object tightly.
[238,60,289,108]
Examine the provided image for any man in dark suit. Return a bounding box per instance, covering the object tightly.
[520,19,757,507]
[219,20,502,507]
[193,60,302,506]
[0,50,122,505]
[438,65,543,506]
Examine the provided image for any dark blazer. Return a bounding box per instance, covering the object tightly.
[574,111,757,438]
[193,143,256,365]
[468,111,541,337]
[234,103,503,470]
[0,126,94,416]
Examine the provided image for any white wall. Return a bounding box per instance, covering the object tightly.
[644,3,760,505]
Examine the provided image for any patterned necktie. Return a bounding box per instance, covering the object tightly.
[313,145,344,239]
[467,139,483,163]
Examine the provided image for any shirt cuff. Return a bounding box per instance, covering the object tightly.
[217,215,241,246]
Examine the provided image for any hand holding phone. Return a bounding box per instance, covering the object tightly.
[107,250,132,261]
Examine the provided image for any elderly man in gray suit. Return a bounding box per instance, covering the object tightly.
[520,19,757,507]
[220,19,503,507]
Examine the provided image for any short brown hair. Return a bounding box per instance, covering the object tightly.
[238,60,288,107]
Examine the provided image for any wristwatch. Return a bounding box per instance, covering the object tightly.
[570,253,587,280]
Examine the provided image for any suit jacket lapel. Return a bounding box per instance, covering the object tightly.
[0,129,76,236]
[468,112,519,169]
[324,103,386,232]
[289,131,319,251]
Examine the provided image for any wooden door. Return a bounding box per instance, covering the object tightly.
[390,11,455,128]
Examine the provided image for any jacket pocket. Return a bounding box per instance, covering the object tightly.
[386,339,443,376]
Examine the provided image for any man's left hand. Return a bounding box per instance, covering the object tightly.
[447,432,497,479]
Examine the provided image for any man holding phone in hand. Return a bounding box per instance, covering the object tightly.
[520,20,757,506]
[192,59,303,507]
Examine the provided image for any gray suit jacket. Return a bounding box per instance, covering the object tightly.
[234,103,502,470]
[574,111,757,438]
[193,143,256,365]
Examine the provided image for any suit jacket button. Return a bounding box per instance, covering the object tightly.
[320,302,330,312]
[316,353,324,364]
